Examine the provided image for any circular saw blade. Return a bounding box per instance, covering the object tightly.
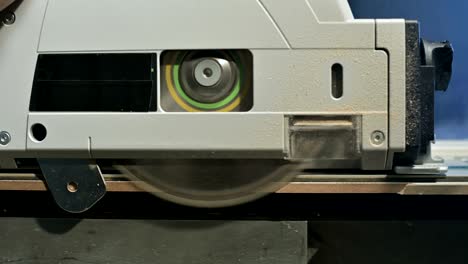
[116,159,301,208]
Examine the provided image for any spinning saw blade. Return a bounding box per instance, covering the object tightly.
[116,160,301,208]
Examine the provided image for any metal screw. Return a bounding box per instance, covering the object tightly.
[0,131,11,146]
[2,12,16,25]
[67,181,79,193]
[371,131,385,146]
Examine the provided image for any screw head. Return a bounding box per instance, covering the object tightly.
[2,12,15,25]
[194,58,223,87]
[67,181,79,193]
[371,131,385,146]
[0,131,11,146]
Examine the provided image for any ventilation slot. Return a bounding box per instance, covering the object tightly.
[331,63,343,99]
[30,53,157,112]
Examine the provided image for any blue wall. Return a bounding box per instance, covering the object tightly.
[349,0,468,139]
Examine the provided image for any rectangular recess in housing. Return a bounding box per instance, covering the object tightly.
[30,53,157,112]
[160,50,253,112]
[288,116,360,160]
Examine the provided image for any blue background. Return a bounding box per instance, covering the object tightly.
[349,0,468,139]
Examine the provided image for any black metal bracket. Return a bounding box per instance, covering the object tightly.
[38,159,106,213]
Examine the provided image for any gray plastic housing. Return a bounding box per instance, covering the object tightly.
[0,0,407,171]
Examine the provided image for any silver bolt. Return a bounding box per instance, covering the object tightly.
[2,12,16,25]
[194,59,223,87]
[0,131,11,146]
[371,131,385,146]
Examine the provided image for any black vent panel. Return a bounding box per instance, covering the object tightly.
[30,53,157,112]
